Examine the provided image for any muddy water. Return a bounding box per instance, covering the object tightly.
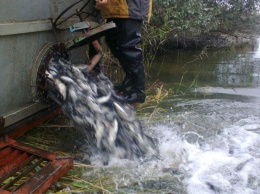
[85,40,260,194]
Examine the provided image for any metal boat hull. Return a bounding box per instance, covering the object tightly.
[0,0,95,130]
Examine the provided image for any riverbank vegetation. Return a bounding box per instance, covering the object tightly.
[102,0,260,82]
[139,0,260,117]
[143,0,260,54]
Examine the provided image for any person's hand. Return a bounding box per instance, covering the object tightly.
[95,0,107,10]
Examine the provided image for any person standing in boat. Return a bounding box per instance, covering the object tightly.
[95,0,152,104]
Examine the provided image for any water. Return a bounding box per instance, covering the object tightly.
[83,40,260,193]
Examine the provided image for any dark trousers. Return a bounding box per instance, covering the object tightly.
[105,18,145,92]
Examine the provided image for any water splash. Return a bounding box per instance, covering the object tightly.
[254,38,260,58]
[85,115,260,193]
[183,119,260,194]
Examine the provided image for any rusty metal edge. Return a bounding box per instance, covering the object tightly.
[15,159,73,194]
[0,116,4,132]
[0,189,11,194]
[3,102,50,128]
[1,105,62,139]
[3,138,57,161]
[0,138,73,194]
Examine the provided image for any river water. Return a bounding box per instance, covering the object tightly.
[86,40,260,194]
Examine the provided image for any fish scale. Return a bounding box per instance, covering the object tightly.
[45,57,158,163]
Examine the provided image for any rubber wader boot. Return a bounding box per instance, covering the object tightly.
[124,62,146,104]
[113,69,132,92]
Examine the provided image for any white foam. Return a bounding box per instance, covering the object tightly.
[86,117,260,193]
[183,120,260,194]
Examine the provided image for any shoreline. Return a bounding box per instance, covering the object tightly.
[162,32,258,50]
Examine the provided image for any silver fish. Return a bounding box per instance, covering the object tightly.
[45,70,55,79]
[71,65,85,80]
[54,79,67,99]
[60,76,76,85]
[90,82,98,94]
[77,79,92,93]
[74,103,87,115]
[46,57,158,162]
[68,86,78,103]
[108,119,118,146]
[84,96,102,114]
[48,63,59,74]
[95,119,105,148]
[97,91,111,104]
[71,114,84,126]
[84,115,96,128]
[113,102,134,122]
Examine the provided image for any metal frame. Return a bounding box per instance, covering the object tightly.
[0,20,52,36]
[0,105,61,139]
[0,137,73,193]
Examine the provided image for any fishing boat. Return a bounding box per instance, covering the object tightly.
[0,0,115,137]
[0,1,115,192]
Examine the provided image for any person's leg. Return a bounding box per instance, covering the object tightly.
[116,19,146,103]
[105,18,146,103]
[105,19,132,93]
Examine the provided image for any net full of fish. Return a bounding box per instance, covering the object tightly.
[45,57,158,163]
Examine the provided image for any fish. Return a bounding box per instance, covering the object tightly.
[71,65,85,80]
[97,91,111,104]
[45,70,54,79]
[95,119,105,148]
[108,119,118,146]
[90,82,98,95]
[77,79,92,93]
[45,57,158,163]
[60,76,77,85]
[74,102,87,115]
[113,102,134,122]
[47,63,59,74]
[54,79,67,100]
[71,114,85,126]
[67,86,78,104]
[84,96,102,114]
[84,115,96,128]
